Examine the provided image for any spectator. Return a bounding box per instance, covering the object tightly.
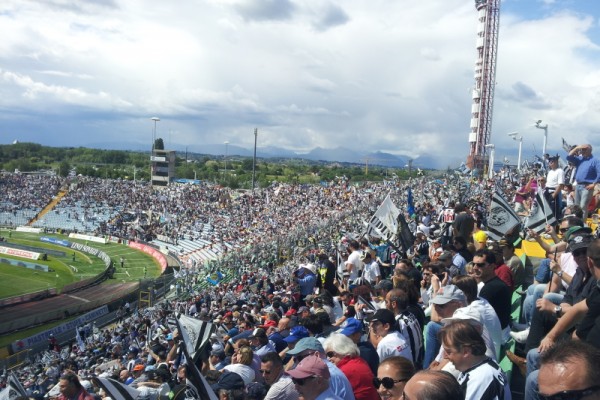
[323,334,379,400]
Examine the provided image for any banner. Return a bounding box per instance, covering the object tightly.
[365,193,400,242]
[487,190,521,241]
[524,188,557,234]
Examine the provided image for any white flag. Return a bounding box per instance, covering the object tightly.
[365,193,400,241]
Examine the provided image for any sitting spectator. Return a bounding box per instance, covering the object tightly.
[374,356,415,400]
[260,352,299,400]
[323,333,379,400]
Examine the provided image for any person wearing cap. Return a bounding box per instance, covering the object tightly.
[285,337,355,400]
[516,224,594,342]
[261,320,287,354]
[339,318,378,375]
[372,280,393,308]
[365,309,412,363]
[287,354,342,400]
[249,328,276,358]
[422,285,467,369]
[440,320,509,400]
[294,264,317,299]
[210,348,229,371]
[428,237,444,261]
[567,143,600,221]
[499,238,527,289]
[516,231,598,396]
[545,154,565,220]
[437,250,462,280]
[323,333,379,400]
[211,371,245,400]
[260,352,299,400]
[280,325,310,363]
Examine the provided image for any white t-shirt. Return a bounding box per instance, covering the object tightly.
[560,252,579,289]
[376,331,412,362]
[546,168,565,190]
[345,250,363,282]
[362,261,381,284]
[223,364,255,385]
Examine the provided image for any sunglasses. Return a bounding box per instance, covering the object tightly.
[540,385,600,400]
[472,262,488,268]
[560,227,569,233]
[292,376,316,386]
[293,353,312,363]
[259,369,271,375]
[572,248,588,257]
[326,351,338,358]
[373,377,408,389]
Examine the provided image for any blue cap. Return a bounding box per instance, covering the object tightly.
[284,326,309,343]
[340,318,363,336]
[286,337,324,355]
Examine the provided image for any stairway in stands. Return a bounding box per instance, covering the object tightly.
[28,188,69,226]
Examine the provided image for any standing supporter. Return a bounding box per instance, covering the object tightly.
[323,334,379,400]
[361,251,381,285]
[545,155,565,220]
[295,264,317,300]
[453,203,475,244]
[566,144,600,221]
[344,240,363,283]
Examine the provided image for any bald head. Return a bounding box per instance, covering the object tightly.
[403,370,462,400]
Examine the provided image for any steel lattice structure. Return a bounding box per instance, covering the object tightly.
[467,0,501,170]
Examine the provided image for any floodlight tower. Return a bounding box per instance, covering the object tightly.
[467,0,501,170]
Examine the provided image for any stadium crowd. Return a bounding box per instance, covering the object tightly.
[1,142,600,400]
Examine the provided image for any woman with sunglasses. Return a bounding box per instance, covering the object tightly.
[323,334,379,400]
[374,356,415,400]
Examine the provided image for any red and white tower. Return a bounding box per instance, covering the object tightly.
[467,0,501,170]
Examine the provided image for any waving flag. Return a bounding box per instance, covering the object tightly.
[365,193,400,242]
[175,314,218,400]
[91,377,140,400]
[525,189,557,234]
[487,190,521,241]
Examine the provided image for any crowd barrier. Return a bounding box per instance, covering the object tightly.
[0,288,57,308]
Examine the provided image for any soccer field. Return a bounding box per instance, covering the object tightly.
[0,229,162,299]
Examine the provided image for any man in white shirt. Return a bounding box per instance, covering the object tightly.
[344,240,363,283]
[361,252,381,285]
[366,308,412,362]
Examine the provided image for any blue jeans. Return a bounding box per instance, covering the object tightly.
[523,284,563,326]
[423,321,442,369]
[525,348,542,400]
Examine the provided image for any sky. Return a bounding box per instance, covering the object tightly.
[1,0,600,167]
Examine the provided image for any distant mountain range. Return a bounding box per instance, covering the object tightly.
[88,140,453,169]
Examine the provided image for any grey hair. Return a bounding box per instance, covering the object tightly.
[323,333,359,357]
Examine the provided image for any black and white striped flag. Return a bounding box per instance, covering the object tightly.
[175,314,218,400]
[0,373,27,400]
[488,190,521,241]
[525,188,556,234]
[92,377,140,400]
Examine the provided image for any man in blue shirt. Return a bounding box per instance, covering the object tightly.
[566,144,600,221]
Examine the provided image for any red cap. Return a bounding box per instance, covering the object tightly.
[285,308,297,317]
[260,320,277,329]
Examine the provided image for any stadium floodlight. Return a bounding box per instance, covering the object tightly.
[507,132,522,171]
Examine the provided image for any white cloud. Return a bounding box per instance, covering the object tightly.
[0,0,599,166]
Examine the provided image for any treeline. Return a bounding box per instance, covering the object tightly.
[0,142,418,189]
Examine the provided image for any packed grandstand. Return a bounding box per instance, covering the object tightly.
[0,150,599,400]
